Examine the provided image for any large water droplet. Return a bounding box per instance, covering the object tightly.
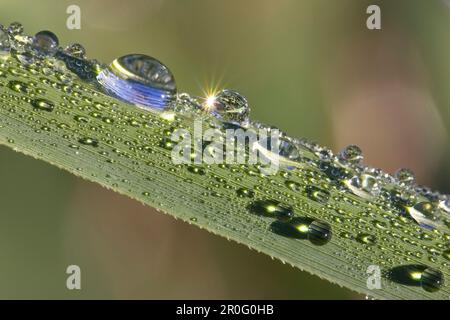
[405,201,442,230]
[421,267,444,293]
[307,220,332,245]
[344,172,381,198]
[33,30,59,54]
[356,233,377,245]
[79,137,99,147]
[203,89,250,125]
[97,54,176,110]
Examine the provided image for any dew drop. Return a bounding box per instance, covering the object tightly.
[405,201,441,230]
[33,30,59,54]
[250,200,293,221]
[338,145,363,164]
[395,168,416,186]
[31,98,54,112]
[7,22,23,36]
[307,220,332,246]
[306,185,330,204]
[203,89,250,125]
[79,137,99,147]
[97,54,176,110]
[421,267,444,293]
[187,166,206,175]
[356,233,377,245]
[285,180,301,191]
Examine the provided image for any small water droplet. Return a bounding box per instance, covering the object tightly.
[8,80,31,93]
[306,185,330,204]
[97,54,176,109]
[187,166,206,175]
[395,168,416,186]
[79,137,99,147]
[338,145,363,164]
[285,180,301,191]
[31,98,54,112]
[356,233,377,245]
[250,200,293,221]
[237,187,254,198]
[7,22,23,36]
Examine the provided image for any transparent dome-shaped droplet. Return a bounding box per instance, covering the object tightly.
[344,173,381,198]
[306,185,330,203]
[7,22,23,35]
[250,200,293,222]
[255,134,301,165]
[406,201,442,230]
[356,233,377,245]
[33,30,59,54]
[0,27,10,53]
[204,89,250,125]
[421,267,444,292]
[308,220,332,246]
[97,54,177,110]
[395,168,416,186]
[338,144,363,164]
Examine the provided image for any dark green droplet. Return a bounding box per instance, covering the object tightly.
[8,80,31,93]
[308,220,332,245]
[421,268,444,293]
[306,185,330,204]
[285,180,301,191]
[160,138,174,150]
[74,115,89,123]
[188,166,206,175]
[237,187,254,198]
[31,98,54,112]
[79,137,99,147]
[388,264,425,286]
[250,200,293,221]
[356,233,377,246]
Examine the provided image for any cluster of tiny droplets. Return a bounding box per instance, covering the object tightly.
[1,22,448,294]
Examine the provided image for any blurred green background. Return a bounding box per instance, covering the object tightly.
[0,0,449,299]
